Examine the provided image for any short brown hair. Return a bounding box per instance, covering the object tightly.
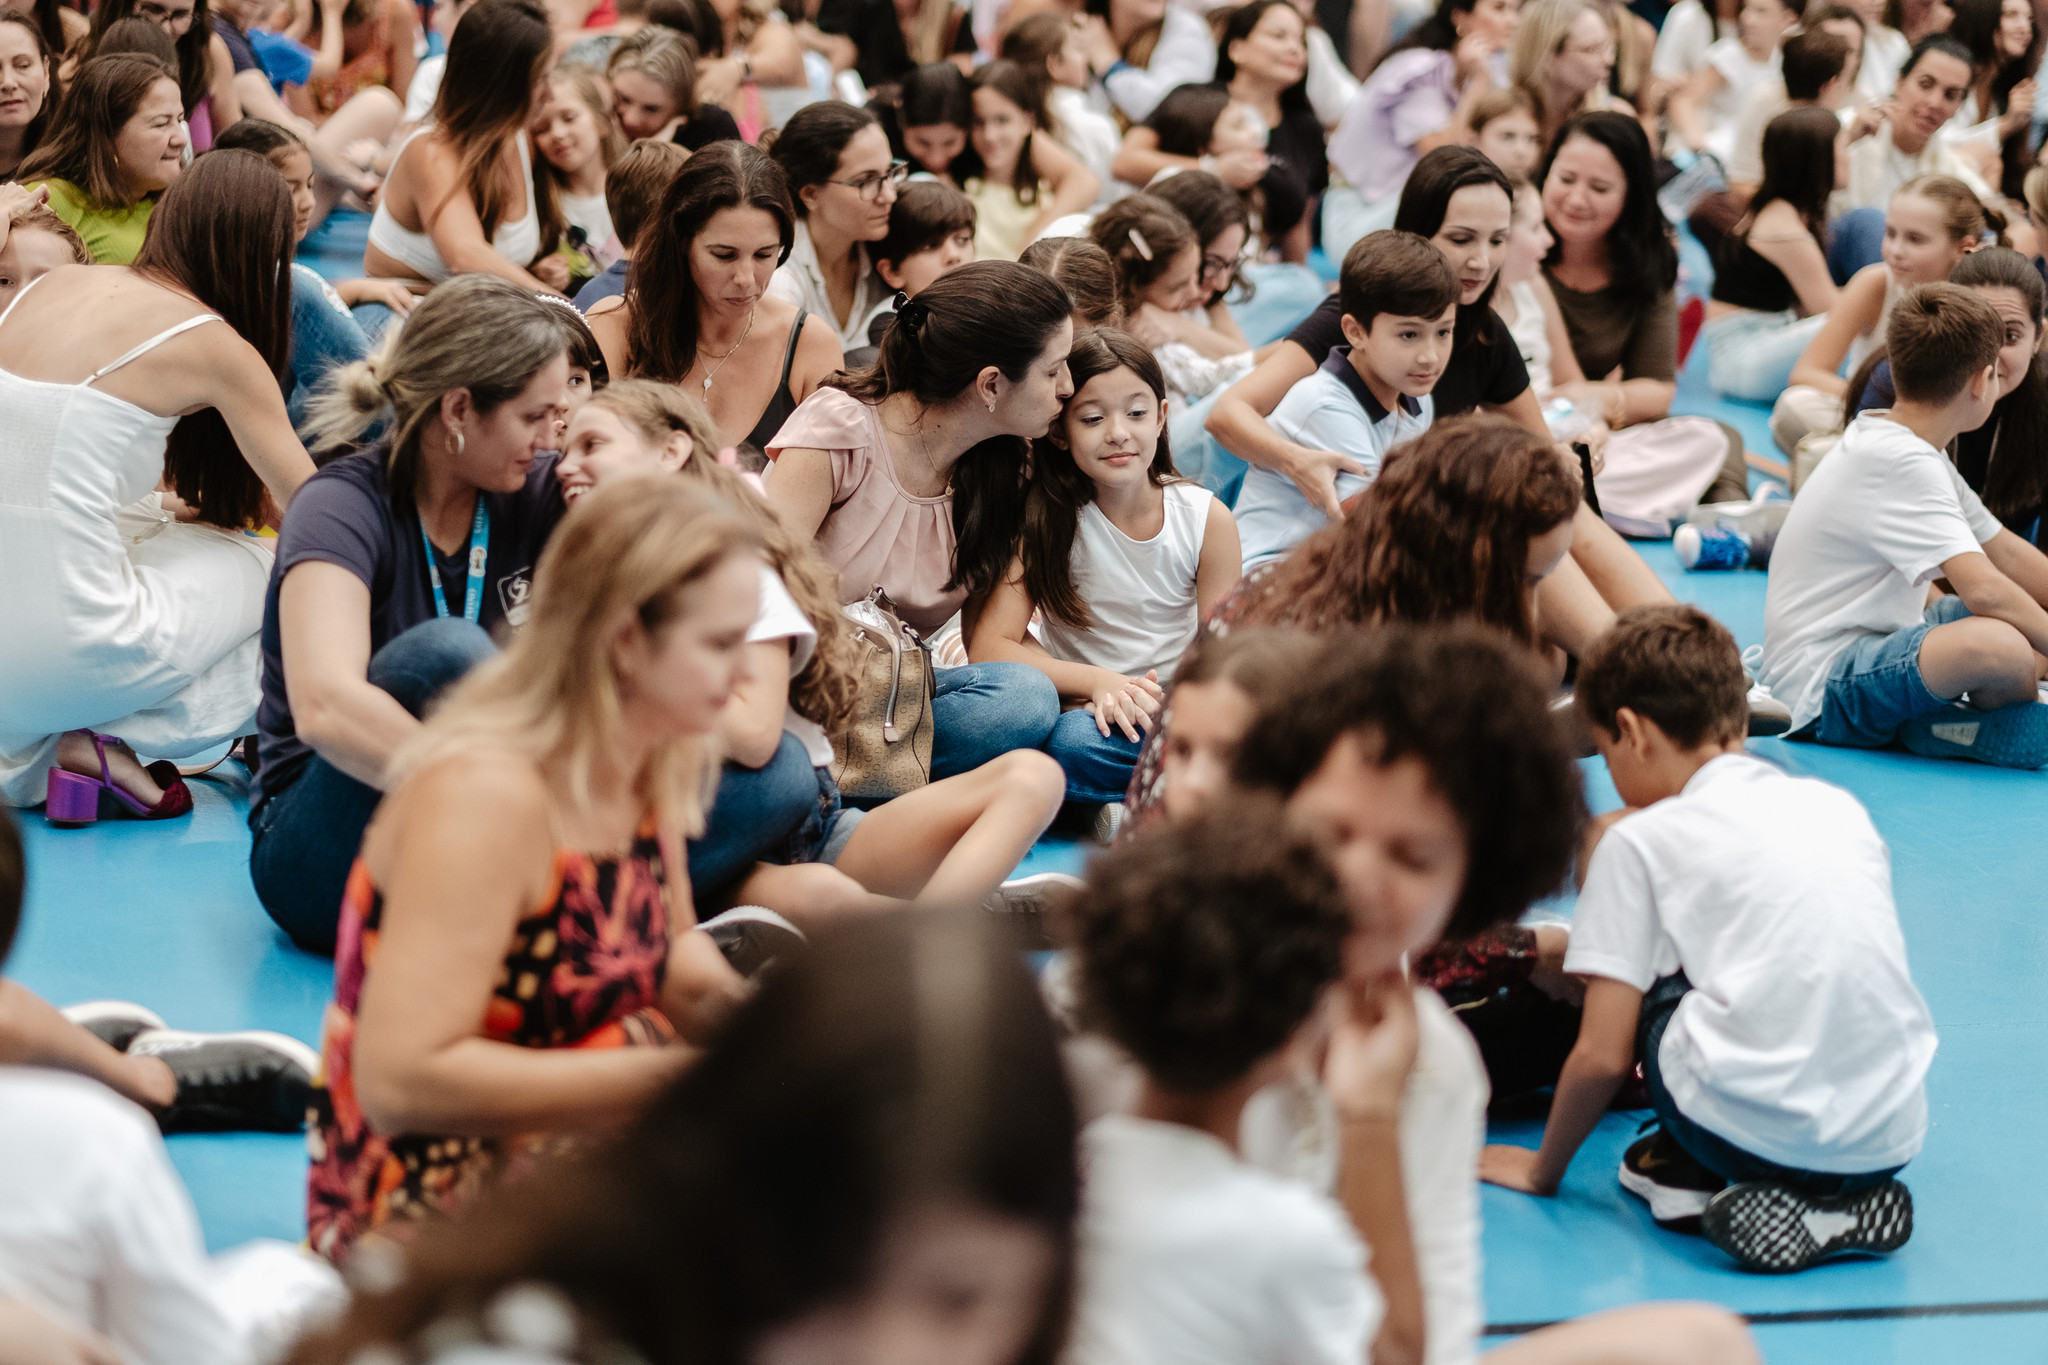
[606,138,690,256]
[1780,26,1853,99]
[874,180,975,272]
[1340,230,1458,334]
[1887,281,2002,404]
[1576,604,1748,747]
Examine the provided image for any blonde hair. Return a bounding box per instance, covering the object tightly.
[6,199,88,264]
[305,275,574,505]
[394,477,764,838]
[551,63,628,170]
[1510,0,1609,128]
[608,27,698,118]
[1895,173,2010,249]
[586,380,861,739]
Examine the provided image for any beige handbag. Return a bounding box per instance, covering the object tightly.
[830,589,936,801]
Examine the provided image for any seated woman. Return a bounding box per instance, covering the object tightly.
[1509,0,1617,148]
[302,475,756,1260]
[366,0,570,298]
[606,25,743,149]
[0,11,55,182]
[1770,173,1992,454]
[589,141,843,451]
[1071,0,1216,124]
[766,101,906,355]
[762,261,1071,781]
[69,0,240,148]
[287,909,1078,1361]
[1324,0,1522,259]
[558,381,1066,922]
[0,151,311,816]
[1700,106,1841,403]
[283,0,418,197]
[19,54,188,264]
[250,276,583,955]
[1948,0,2038,201]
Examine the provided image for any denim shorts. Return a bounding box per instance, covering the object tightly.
[1799,596,1972,749]
[777,764,864,867]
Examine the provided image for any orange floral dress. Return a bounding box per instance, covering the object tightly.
[306,829,674,1261]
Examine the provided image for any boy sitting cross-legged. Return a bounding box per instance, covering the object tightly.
[1482,606,1938,1274]
[1761,280,2048,768]
[1232,231,1457,571]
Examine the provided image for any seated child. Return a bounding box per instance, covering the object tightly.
[1761,282,2048,768]
[847,180,978,367]
[1022,234,1128,331]
[534,65,627,291]
[967,328,1241,806]
[1665,0,1801,162]
[0,189,88,308]
[1232,232,1455,571]
[1089,194,1254,409]
[1065,808,1386,1365]
[573,137,690,311]
[1483,605,1935,1274]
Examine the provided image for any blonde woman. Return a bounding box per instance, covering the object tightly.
[606,26,741,149]
[305,474,760,1260]
[1509,0,1617,144]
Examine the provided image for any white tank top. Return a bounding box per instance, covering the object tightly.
[1036,481,1212,681]
[367,129,543,283]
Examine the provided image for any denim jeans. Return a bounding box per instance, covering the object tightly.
[287,266,370,430]
[930,662,1059,780]
[1701,309,1830,403]
[1639,971,1902,1196]
[685,732,820,905]
[1046,708,1144,804]
[1793,595,1973,748]
[248,617,496,955]
[1827,207,1887,284]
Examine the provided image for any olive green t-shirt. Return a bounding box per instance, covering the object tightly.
[33,178,156,265]
[1541,268,1678,384]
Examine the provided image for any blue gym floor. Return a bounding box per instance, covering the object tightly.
[12,215,2044,1361]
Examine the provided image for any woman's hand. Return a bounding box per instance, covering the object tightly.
[1451,30,1496,88]
[1324,971,1420,1122]
[2003,79,2036,136]
[532,253,573,294]
[1075,13,1121,76]
[339,276,419,316]
[1086,670,1165,741]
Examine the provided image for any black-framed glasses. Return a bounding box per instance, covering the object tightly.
[829,160,910,201]
[1200,252,1238,282]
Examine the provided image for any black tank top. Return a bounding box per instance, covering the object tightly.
[744,309,808,451]
[1711,231,1798,314]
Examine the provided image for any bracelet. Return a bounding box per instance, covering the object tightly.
[738,52,752,82]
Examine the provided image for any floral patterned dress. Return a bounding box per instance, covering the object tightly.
[306,829,675,1260]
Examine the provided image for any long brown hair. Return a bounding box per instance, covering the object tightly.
[288,908,1081,1365]
[626,140,794,384]
[1236,414,1581,642]
[134,148,294,529]
[17,53,169,208]
[1019,327,1178,629]
[431,0,559,253]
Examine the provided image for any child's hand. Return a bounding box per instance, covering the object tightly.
[1324,971,1420,1121]
[1088,672,1163,741]
[533,254,573,294]
[1479,1143,1557,1195]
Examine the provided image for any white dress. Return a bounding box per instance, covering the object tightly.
[0,279,276,805]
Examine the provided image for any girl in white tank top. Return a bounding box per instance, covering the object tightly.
[965,329,1242,804]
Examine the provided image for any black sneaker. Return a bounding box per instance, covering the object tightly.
[701,906,807,978]
[1618,1128,1727,1230]
[60,1000,166,1053]
[1701,1178,1914,1273]
[128,1029,320,1134]
[985,872,1085,951]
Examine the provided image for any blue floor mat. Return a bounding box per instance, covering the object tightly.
[11,541,2048,1360]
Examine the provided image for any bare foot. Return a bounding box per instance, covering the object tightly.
[53,732,166,808]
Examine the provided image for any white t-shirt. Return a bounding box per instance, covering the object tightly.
[0,1069,249,1365]
[1859,25,1911,102]
[561,190,616,262]
[749,563,833,767]
[404,52,444,123]
[1049,85,1123,209]
[1235,349,1433,570]
[1036,481,1213,682]
[1699,38,1782,162]
[1070,1114,1383,1365]
[1240,990,1486,1365]
[1567,753,1936,1173]
[1843,126,1992,210]
[1652,0,1722,81]
[1762,411,2003,730]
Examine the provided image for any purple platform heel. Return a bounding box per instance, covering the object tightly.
[45,732,194,828]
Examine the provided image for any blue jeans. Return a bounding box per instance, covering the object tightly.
[1640,972,1903,1196]
[931,662,1058,780]
[685,732,820,904]
[1793,595,1972,748]
[287,267,370,430]
[1827,207,1887,284]
[248,617,496,955]
[1046,709,1144,804]
[1701,309,1829,403]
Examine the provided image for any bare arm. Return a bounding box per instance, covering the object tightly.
[1110,124,1266,192]
[1789,264,1885,395]
[966,562,1163,738]
[1194,495,1241,618]
[761,444,836,539]
[795,22,858,70]
[206,36,243,130]
[723,639,794,769]
[587,299,631,381]
[788,313,845,407]
[1479,976,1642,1194]
[1024,135,1100,238]
[385,0,420,114]
[409,138,557,291]
[279,562,425,788]
[1664,64,1722,152]
[353,753,694,1137]
[1747,205,1837,316]
[1325,978,1424,1365]
[1204,339,1365,520]
[1531,273,1586,388]
[1944,548,2048,658]
[1983,526,2048,611]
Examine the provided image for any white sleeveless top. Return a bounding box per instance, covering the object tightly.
[1036,481,1213,682]
[1502,278,1552,396]
[368,129,544,283]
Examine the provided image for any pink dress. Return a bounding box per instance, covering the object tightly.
[766,387,963,636]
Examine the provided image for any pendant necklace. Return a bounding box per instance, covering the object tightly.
[696,306,756,395]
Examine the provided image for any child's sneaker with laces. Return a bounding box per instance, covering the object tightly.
[128,1029,319,1134]
[1701,1177,1914,1273]
[1896,701,2048,769]
[1617,1128,1727,1230]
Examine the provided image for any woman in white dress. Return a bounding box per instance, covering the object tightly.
[0,149,312,814]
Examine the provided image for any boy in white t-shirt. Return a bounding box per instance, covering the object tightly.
[1066,810,1390,1365]
[1233,231,1452,570]
[1761,281,2048,768]
[1483,606,1937,1274]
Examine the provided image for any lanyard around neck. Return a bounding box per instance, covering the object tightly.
[421,497,490,623]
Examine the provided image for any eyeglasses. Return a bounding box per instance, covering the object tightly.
[1200,253,1238,282]
[137,0,197,25]
[828,160,910,201]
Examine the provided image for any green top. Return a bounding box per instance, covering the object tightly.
[32,178,157,265]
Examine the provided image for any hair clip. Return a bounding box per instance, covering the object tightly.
[898,299,932,332]
[1128,228,1153,261]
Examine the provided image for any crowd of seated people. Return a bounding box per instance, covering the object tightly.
[4,0,2048,1355]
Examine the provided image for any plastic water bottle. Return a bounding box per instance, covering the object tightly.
[1674,524,1749,571]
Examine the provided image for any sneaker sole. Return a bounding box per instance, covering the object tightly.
[1899,703,2048,769]
[60,999,168,1040]
[130,1029,322,1078]
[1701,1179,1913,1273]
[1618,1159,1717,1227]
